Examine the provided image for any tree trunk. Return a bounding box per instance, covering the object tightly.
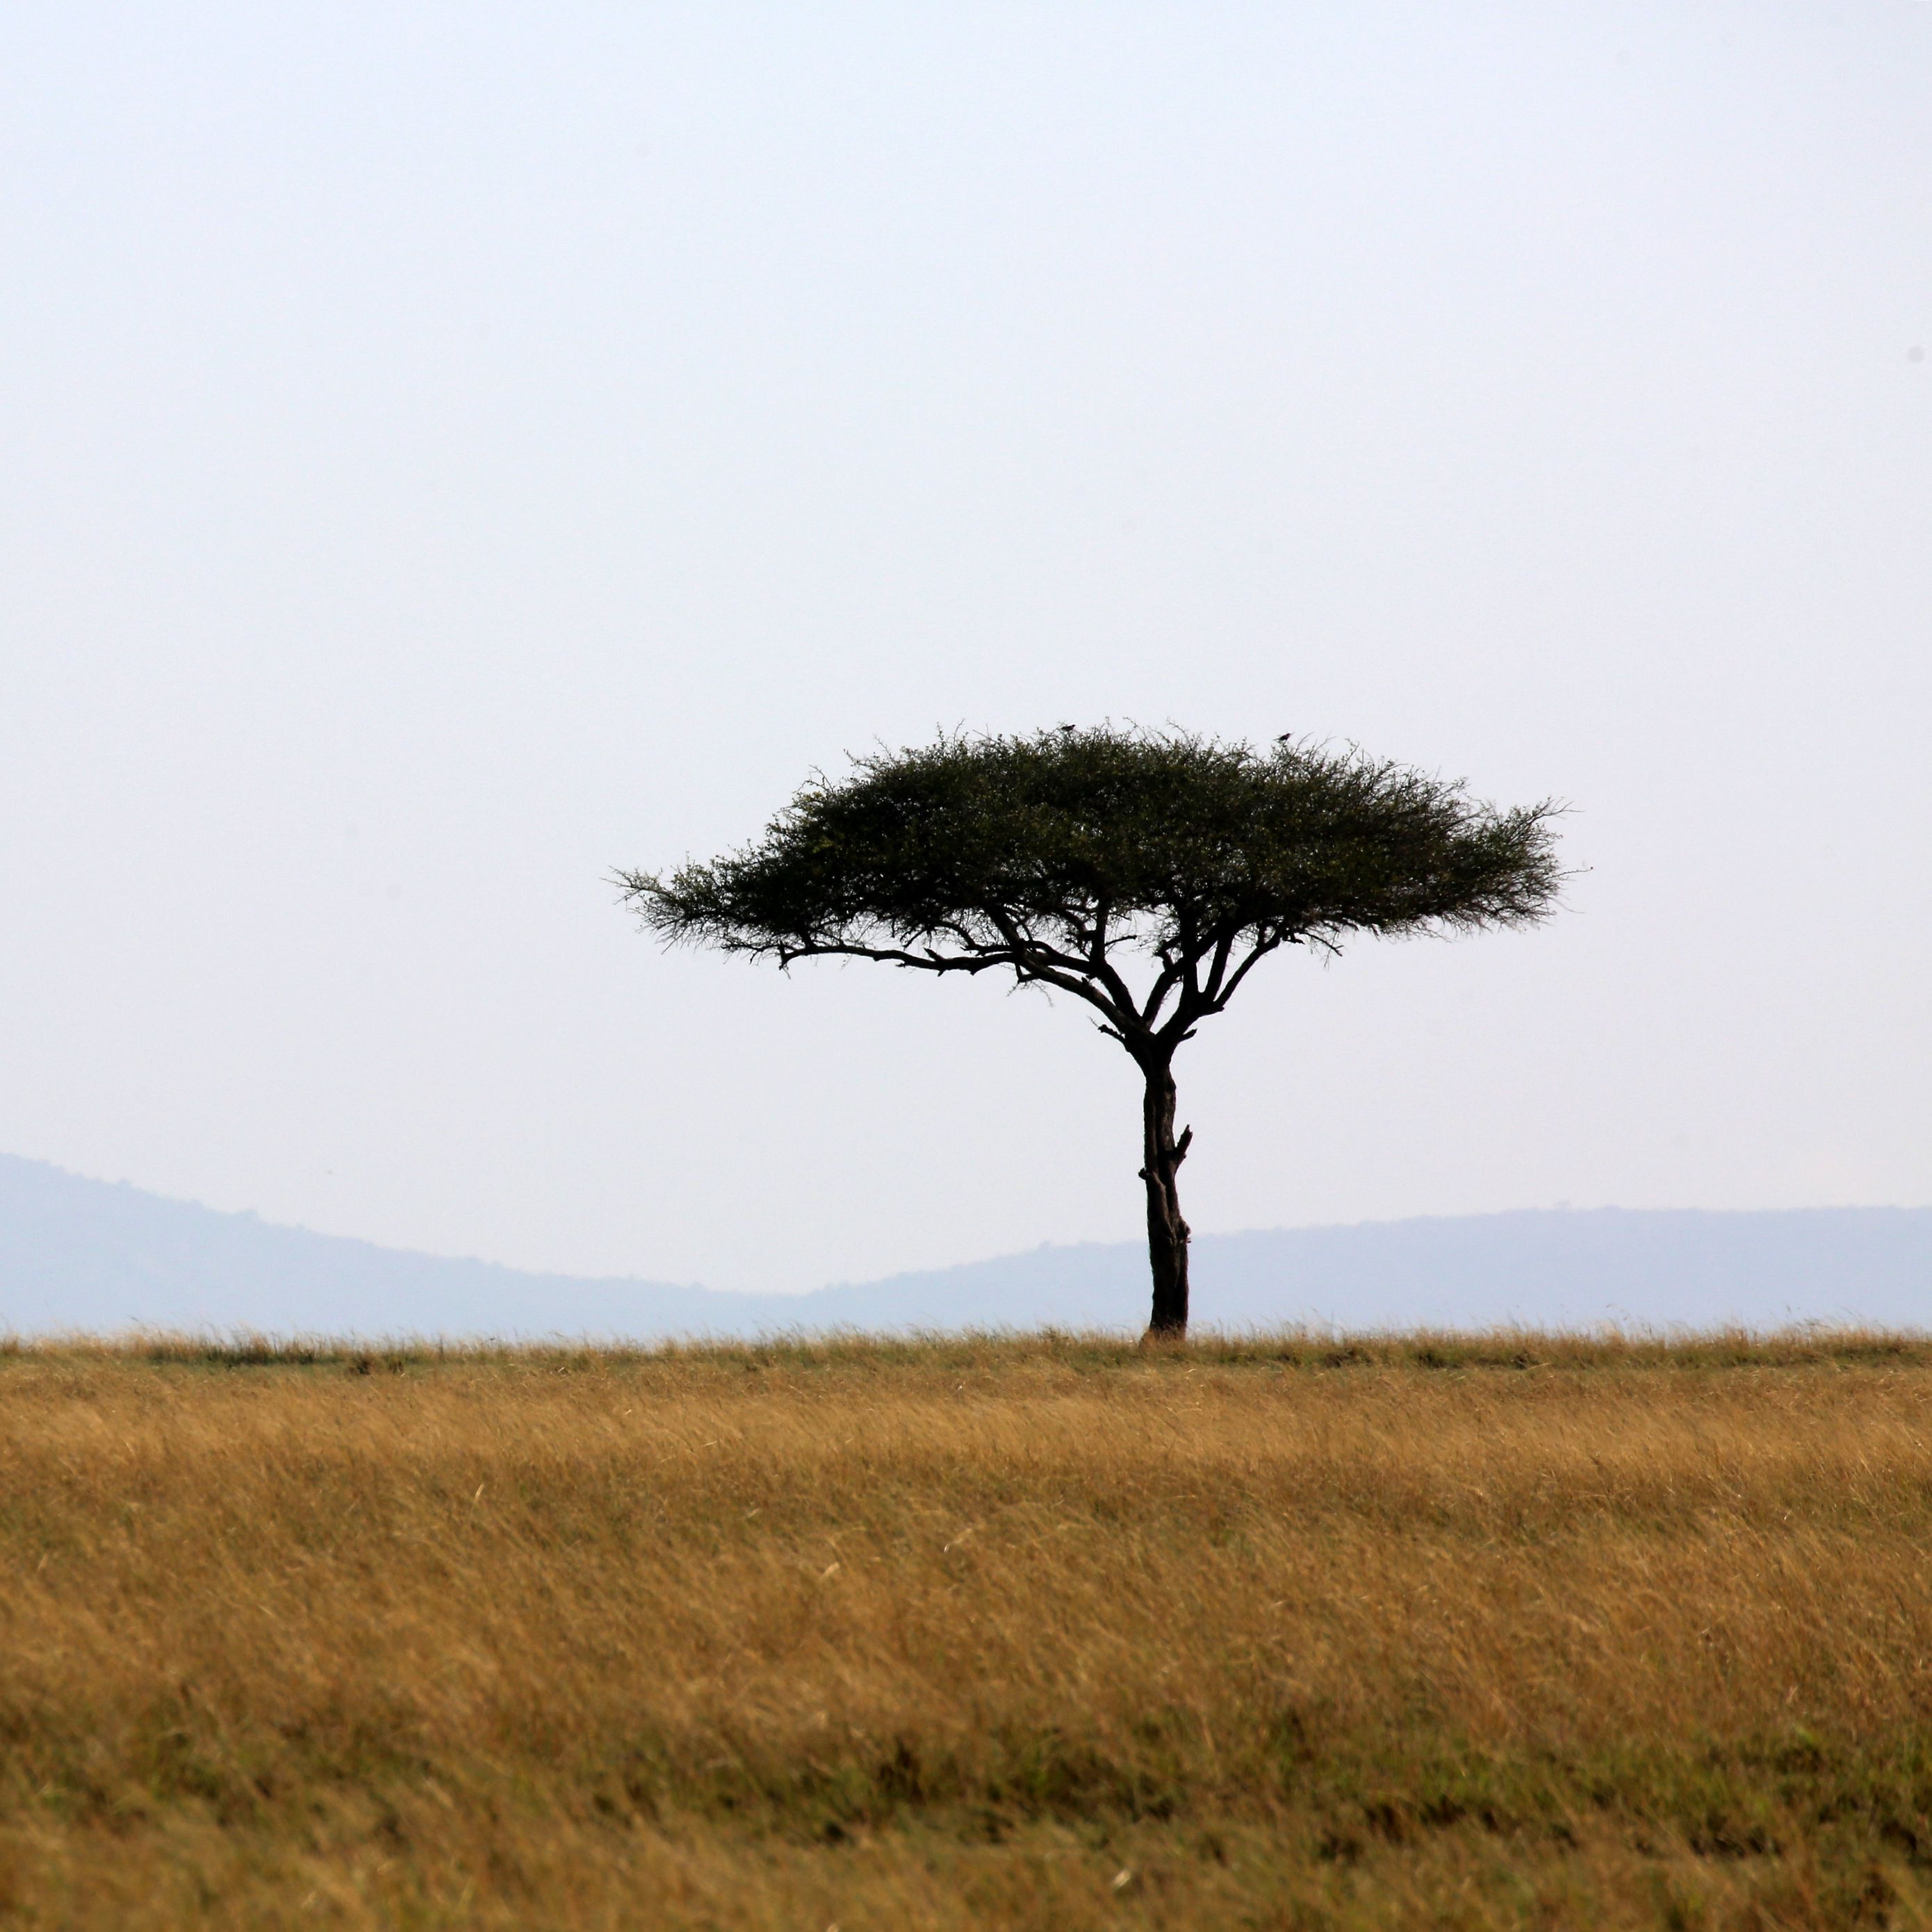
[1140,1058,1192,1337]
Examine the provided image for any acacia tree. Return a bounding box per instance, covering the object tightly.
[617,727,1564,1336]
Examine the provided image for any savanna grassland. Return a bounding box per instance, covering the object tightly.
[5,1332,1932,1929]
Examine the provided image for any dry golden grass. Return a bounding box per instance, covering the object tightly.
[4,1329,1932,1928]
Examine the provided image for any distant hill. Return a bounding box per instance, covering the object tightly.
[2,1152,1927,1339]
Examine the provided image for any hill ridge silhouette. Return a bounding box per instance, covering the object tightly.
[3,1152,1926,1338]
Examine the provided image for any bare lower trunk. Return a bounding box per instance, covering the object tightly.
[1140,1059,1192,1337]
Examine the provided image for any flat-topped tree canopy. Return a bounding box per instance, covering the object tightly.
[618,727,1566,1335]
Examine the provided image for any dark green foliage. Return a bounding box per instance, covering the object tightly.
[616,728,1564,1036]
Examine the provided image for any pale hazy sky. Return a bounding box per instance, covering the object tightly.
[3,3,1928,1294]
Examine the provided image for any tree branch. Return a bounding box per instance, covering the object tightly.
[773,940,1006,976]
[873,907,1139,1035]
[1200,926,1238,1005]
[1083,899,1141,1021]
[1209,926,1297,1010]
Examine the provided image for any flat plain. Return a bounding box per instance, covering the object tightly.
[3,1330,1931,1929]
